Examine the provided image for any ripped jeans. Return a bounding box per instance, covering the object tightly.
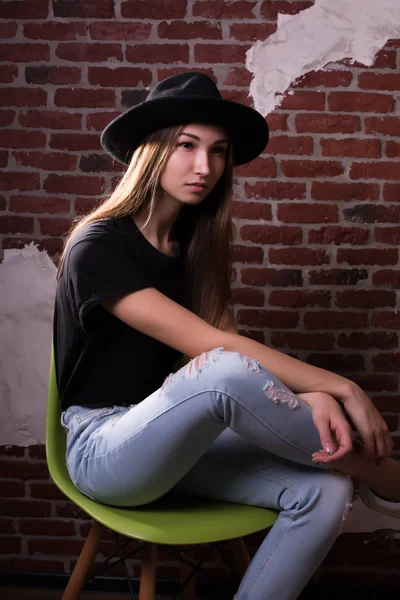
[62,348,354,600]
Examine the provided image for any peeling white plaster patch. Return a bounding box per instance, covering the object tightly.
[246,0,400,116]
[0,244,56,446]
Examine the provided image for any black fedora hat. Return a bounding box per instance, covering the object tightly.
[100,72,269,166]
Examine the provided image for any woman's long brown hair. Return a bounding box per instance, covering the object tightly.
[57,124,234,329]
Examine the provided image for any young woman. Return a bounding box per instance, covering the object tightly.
[54,72,400,599]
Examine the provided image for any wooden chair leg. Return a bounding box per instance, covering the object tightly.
[179,550,197,600]
[228,537,251,578]
[62,520,104,600]
[139,542,157,600]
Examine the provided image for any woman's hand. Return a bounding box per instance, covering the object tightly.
[298,392,353,464]
[338,382,393,460]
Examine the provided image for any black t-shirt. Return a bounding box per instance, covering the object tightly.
[53,215,186,411]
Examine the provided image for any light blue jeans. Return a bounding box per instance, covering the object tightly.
[62,348,354,600]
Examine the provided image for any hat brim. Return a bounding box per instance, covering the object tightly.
[100,96,269,166]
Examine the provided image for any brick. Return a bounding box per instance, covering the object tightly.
[229,22,276,41]
[157,67,215,83]
[241,268,303,287]
[0,110,16,127]
[372,354,400,373]
[0,130,45,150]
[0,536,21,554]
[25,66,81,85]
[159,20,222,40]
[343,204,400,223]
[375,226,400,245]
[269,248,330,266]
[238,329,265,343]
[321,138,381,158]
[55,89,115,108]
[193,0,257,18]
[0,461,48,480]
[241,225,302,245]
[2,0,49,18]
[0,44,50,63]
[0,520,16,534]
[0,499,51,517]
[221,89,253,107]
[235,157,276,178]
[311,182,379,202]
[245,181,306,200]
[338,332,398,350]
[7,557,65,573]
[231,287,264,306]
[232,245,263,264]
[281,160,344,178]
[261,1,313,20]
[53,0,114,18]
[385,140,400,158]
[28,445,46,459]
[90,22,151,41]
[232,201,272,220]
[44,174,105,195]
[19,518,75,537]
[304,311,368,330]
[338,248,398,266]
[122,0,187,18]
[371,310,400,329]
[223,67,252,87]
[267,135,313,156]
[195,44,249,64]
[308,353,365,372]
[383,183,400,202]
[19,110,82,130]
[296,114,361,133]
[86,111,120,131]
[36,238,65,256]
[10,195,70,214]
[373,269,400,288]
[121,89,149,107]
[277,203,338,223]
[127,44,189,64]
[0,65,18,84]
[365,116,400,136]
[0,88,46,107]
[308,226,369,246]
[0,446,25,457]
[280,91,325,111]
[350,162,400,181]
[24,22,86,41]
[372,395,400,412]
[29,482,67,500]
[0,481,25,498]
[266,113,289,131]
[75,197,102,214]
[79,154,121,173]
[328,92,394,113]
[271,332,334,350]
[294,70,353,88]
[56,43,122,63]
[269,290,330,308]
[56,502,90,519]
[88,66,151,87]
[28,538,84,556]
[351,48,397,69]
[358,73,400,90]
[0,196,7,210]
[335,290,396,309]
[0,173,40,191]
[0,151,8,168]
[237,309,299,328]
[13,151,77,171]
[0,23,18,38]
[50,133,101,151]
[352,374,397,392]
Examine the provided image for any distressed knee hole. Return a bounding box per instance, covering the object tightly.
[161,346,225,395]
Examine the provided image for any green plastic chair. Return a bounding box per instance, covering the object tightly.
[46,349,278,600]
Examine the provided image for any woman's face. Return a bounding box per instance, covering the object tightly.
[159,123,229,205]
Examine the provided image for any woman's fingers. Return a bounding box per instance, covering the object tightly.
[312,418,352,464]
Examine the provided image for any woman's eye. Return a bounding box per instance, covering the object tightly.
[213,146,226,156]
[178,141,193,149]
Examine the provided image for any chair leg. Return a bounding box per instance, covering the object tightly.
[228,537,251,578]
[62,520,104,600]
[139,542,157,600]
[179,550,197,600]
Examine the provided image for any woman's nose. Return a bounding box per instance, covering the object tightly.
[194,151,211,175]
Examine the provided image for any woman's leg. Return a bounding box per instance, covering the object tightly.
[172,428,353,600]
[63,348,331,506]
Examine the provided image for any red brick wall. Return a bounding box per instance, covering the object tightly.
[1,0,400,587]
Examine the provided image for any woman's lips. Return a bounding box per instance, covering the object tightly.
[186,183,208,192]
